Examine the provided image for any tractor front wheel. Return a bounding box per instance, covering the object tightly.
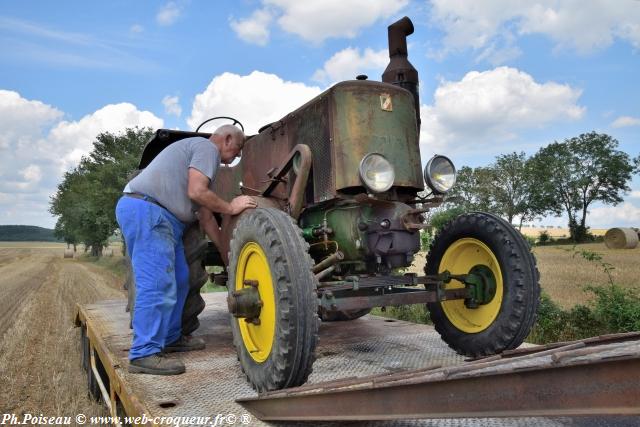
[426,212,540,357]
[228,208,319,392]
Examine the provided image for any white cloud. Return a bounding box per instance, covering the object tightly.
[20,164,42,183]
[0,90,163,227]
[188,71,321,135]
[230,8,273,46]
[130,24,144,34]
[612,115,640,128]
[630,191,640,199]
[0,89,62,149]
[162,95,182,117]
[50,103,163,171]
[429,0,640,61]
[156,2,182,26]
[420,67,584,155]
[587,202,640,228]
[312,47,388,84]
[232,0,408,44]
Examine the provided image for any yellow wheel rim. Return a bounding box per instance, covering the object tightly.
[438,238,503,333]
[236,242,275,362]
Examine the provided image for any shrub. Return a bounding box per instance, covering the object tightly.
[429,207,467,231]
[528,285,640,344]
[538,230,551,245]
[420,229,433,252]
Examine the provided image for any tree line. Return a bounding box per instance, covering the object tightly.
[49,128,638,257]
[49,128,153,256]
[444,132,639,242]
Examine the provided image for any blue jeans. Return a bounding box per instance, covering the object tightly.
[116,196,189,360]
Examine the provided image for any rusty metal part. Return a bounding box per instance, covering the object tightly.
[238,337,640,420]
[312,251,344,274]
[261,144,312,220]
[318,273,441,292]
[315,265,336,281]
[382,16,420,130]
[320,287,468,312]
[468,331,640,362]
[227,284,262,320]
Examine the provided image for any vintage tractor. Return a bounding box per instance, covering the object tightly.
[129,16,540,392]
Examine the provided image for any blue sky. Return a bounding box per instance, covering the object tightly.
[0,0,638,229]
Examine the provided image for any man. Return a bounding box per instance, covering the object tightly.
[116,124,256,375]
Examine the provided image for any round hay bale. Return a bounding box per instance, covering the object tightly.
[63,249,74,258]
[604,227,639,249]
[103,248,114,257]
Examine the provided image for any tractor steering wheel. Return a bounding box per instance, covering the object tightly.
[195,116,245,133]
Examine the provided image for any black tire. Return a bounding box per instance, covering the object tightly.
[319,308,371,321]
[425,212,540,357]
[181,224,209,336]
[228,208,319,392]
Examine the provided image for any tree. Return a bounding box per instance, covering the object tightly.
[50,127,153,256]
[446,166,493,211]
[489,152,547,229]
[530,132,637,242]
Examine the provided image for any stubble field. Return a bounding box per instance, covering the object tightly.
[0,243,125,417]
[0,240,638,419]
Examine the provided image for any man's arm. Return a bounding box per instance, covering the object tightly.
[187,168,256,215]
[198,206,222,248]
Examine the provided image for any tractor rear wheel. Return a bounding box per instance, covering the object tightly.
[228,208,319,392]
[425,212,540,357]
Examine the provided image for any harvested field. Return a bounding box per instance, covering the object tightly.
[533,243,640,308]
[1,240,638,418]
[0,243,125,416]
[519,227,607,239]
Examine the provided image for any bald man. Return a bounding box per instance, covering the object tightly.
[116,125,256,375]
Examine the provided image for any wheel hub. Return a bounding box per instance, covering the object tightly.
[228,280,263,324]
[463,265,497,308]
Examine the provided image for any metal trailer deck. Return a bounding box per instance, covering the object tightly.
[75,292,640,426]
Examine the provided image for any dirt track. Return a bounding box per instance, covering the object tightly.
[0,246,125,416]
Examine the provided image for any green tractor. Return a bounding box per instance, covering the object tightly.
[131,16,540,392]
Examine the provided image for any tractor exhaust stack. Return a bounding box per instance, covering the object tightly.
[382,16,420,130]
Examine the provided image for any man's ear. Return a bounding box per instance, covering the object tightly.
[225,134,233,146]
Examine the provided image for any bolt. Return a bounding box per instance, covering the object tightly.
[256,300,264,307]
[244,279,259,287]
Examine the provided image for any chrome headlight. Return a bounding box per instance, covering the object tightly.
[424,155,456,193]
[359,153,395,193]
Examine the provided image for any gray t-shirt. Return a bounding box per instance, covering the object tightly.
[127,136,220,223]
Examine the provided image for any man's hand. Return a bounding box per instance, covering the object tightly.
[230,195,257,215]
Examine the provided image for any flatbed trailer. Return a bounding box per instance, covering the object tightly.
[75,293,640,426]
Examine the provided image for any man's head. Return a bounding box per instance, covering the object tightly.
[210,124,245,164]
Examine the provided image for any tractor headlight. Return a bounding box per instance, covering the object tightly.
[359,153,395,193]
[424,155,456,193]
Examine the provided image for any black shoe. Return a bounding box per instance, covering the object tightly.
[163,335,206,353]
[128,353,185,375]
